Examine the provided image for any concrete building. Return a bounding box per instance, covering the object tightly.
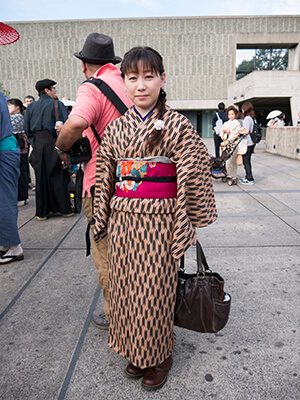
[1,16,300,137]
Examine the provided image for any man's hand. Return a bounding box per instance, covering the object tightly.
[55,115,88,152]
[58,153,68,164]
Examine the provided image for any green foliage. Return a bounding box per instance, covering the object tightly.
[0,82,10,98]
[236,48,288,80]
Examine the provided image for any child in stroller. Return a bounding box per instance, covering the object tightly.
[210,106,246,185]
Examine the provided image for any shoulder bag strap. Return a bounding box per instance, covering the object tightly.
[54,100,59,121]
[84,77,128,115]
[81,77,129,146]
[90,124,102,145]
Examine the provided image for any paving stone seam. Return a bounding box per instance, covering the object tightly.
[218,215,298,219]
[215,189,300,194]
[195,244,299,249]
[238,186,300,233]
[19,247,87,251]
[18,215,36,230]
[254,156,300,174]
[252,190,300,217]
[57,285,101,400]
[0,214,84,322]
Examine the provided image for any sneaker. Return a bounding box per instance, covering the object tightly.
[25,199,29,204]
[18,200,26,207]
[31,186,36,191]
[92,310,109,330]
[62,212,74,218]
[36,216,47,221]
[240,178,254,185]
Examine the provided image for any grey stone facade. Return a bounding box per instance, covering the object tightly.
[1,16,299,108]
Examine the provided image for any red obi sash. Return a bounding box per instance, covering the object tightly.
[115,158,177,199]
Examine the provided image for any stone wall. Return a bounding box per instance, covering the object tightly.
[266,127,300,160]
[1,16,299,106]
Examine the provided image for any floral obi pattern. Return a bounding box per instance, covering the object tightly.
[115,157,177,199]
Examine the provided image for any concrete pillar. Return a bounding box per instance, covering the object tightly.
[289,44,300,71]
[290,96,300,126]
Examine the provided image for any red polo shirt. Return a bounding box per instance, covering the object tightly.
[70,63,132,196]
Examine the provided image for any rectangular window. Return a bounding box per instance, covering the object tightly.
[236,47,288,80]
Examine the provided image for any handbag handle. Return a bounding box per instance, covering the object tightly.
[196,241,210,273]
[179,240,210,274]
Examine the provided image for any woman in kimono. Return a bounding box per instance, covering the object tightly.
[93,47,217,390]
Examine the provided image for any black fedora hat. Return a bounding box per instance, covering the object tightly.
[74,33,122,65]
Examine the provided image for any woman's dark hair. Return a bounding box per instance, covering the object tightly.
[241,102,255,119]
[121,46,166,152]
[226,105,239,118]
[7,98,25,114]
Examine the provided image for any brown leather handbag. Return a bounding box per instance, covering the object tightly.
[174,241,231,333]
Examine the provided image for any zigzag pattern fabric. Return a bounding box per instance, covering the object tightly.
[93,105,217,367]
[108,209,176,368]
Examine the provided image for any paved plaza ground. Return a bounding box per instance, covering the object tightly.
[0,139,299,400]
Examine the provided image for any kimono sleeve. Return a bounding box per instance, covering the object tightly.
[93,125,116,242]
[169,119,217,258]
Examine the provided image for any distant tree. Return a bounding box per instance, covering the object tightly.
[236,58,255,80]
[236,48,288,80]
[269,49,289,70]
[0,82,10,98]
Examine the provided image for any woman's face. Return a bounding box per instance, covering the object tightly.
[228,109,236,121]
[8,103,19,115]
[124,61,166,117]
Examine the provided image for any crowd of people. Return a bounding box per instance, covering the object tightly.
[212,101,258,185]
[0,79,74,260]
[1,30,295,390]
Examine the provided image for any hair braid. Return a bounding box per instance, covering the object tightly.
[146,88,167,153]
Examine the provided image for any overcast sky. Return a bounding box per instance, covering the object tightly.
[1,0,300,22]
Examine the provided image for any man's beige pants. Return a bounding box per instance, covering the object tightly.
[82,195,109,319]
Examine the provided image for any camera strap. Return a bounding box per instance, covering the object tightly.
[83,77,128,145]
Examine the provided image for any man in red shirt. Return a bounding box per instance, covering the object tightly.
[56,33,132,329]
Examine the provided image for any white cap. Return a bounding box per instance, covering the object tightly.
[62,99,75,107]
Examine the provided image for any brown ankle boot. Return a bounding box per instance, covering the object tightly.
[141,355,172,390]
[125,363,146,379]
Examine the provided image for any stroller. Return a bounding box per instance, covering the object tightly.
[209,135,245,186]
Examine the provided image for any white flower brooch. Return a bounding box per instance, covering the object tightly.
[153,119,165,130]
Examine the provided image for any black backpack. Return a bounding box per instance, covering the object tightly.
[250,120,262,144]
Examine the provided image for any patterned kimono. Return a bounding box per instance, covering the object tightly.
[94,105,217,368]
